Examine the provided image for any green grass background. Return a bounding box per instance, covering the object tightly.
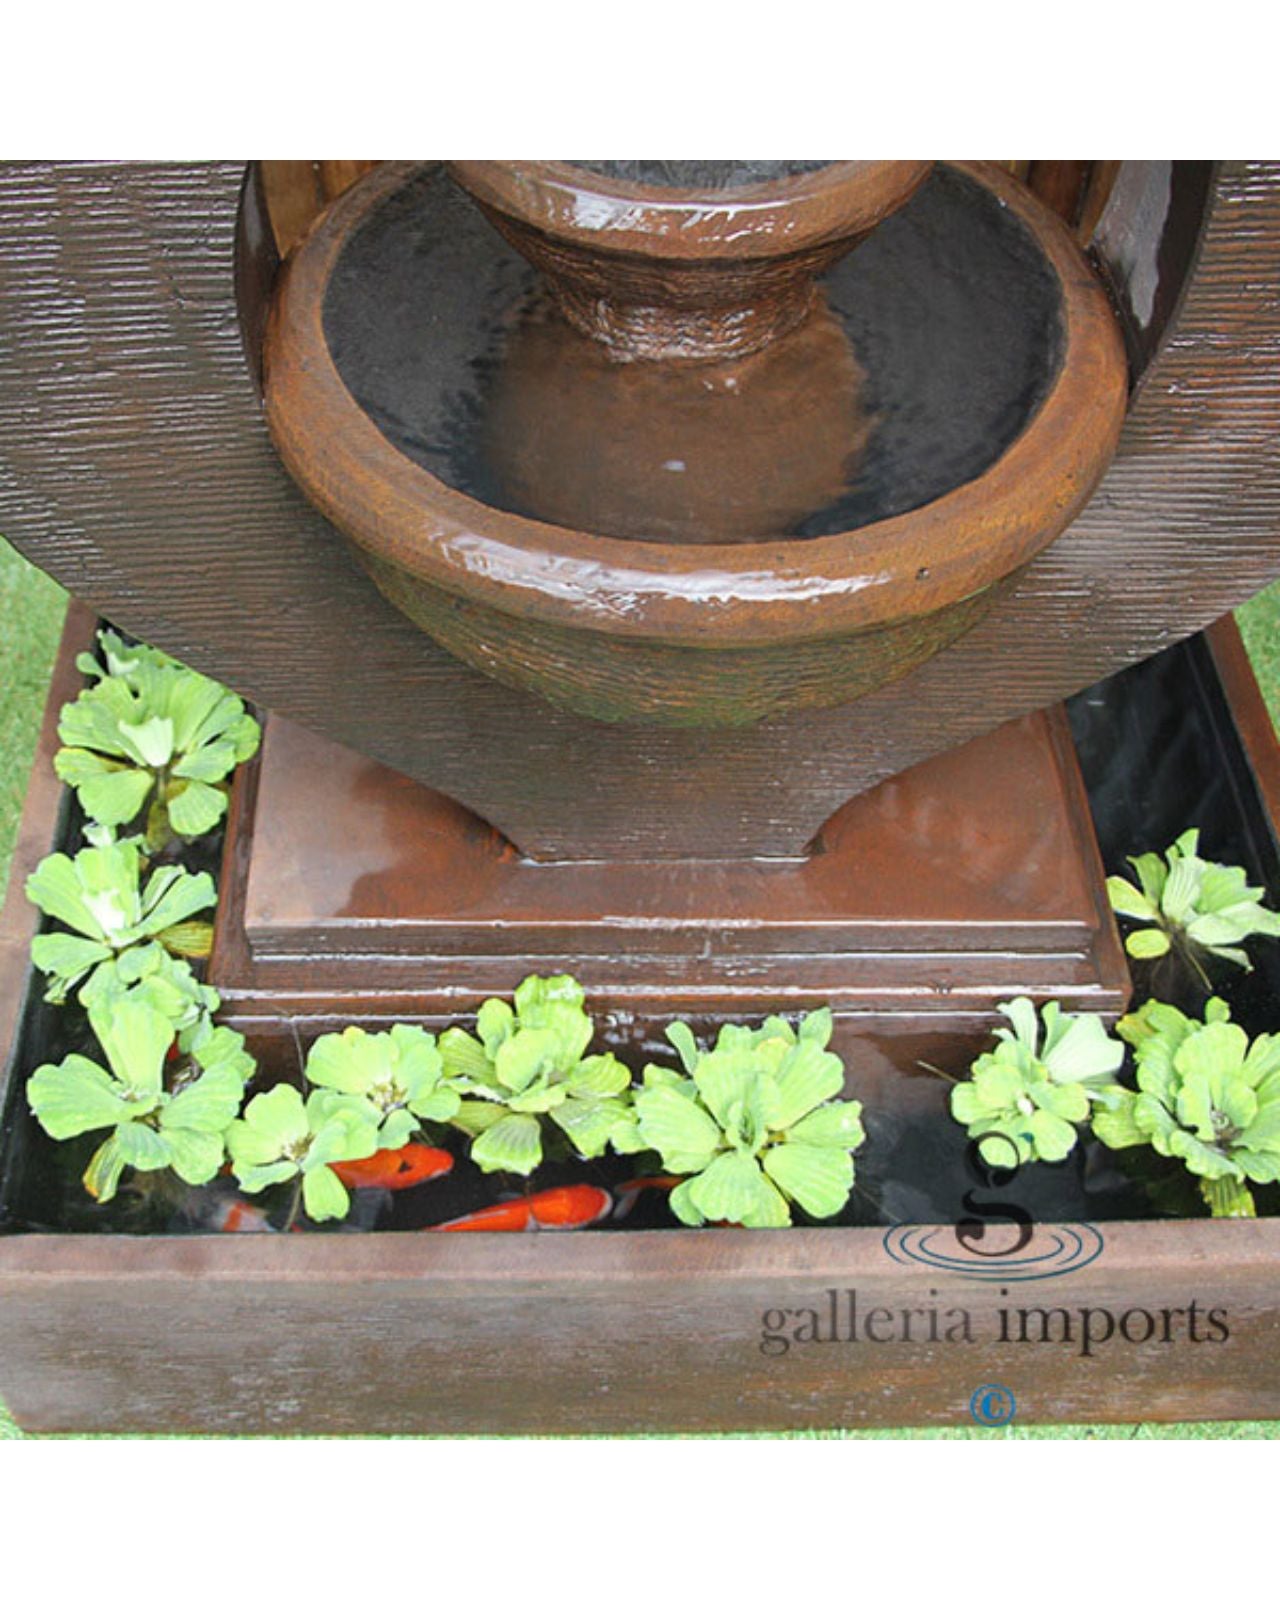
[3,531,1280,1441]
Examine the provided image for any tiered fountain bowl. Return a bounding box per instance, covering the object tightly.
[263,159,1127,727]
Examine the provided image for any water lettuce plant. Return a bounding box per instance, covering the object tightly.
[305,1024,461,1148]
[1106,828,1280,980]
[1092,998,1280,1217]
[25,839,217,1003]
[626,1008,864,1228]
[226,1084,380,1223]
[56,627,260,844]
[950,998,1124,1168]
[438,974,631,1174]
[82,944,221,1052]
[26,997,251,1202]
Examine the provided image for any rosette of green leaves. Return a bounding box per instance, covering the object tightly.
[226,1084,380,1222]
[26,840,217,1003]
[56,629,260,843]
[627,1009,864,1228]
[1093,998,1280,1218]
[305,1024,460,1148]
[26,998,250,1203]
[437,974,631,1175]
[82,944,221,1052]
[950,998,1124,1168]
[1106,828,1280,975]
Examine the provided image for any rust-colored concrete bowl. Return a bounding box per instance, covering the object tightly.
[263,161,1128,728]
[448,160,933,361]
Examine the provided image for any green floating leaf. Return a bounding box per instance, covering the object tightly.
[684,1150,775,1226]
[762,1143,853,1219]
[166,780,228,839]
[83,1135,130,1203]
[1106,875,1157,923]
[74,766,156,828]
[635,1084,722,1172]
[30,932,111,1001]
[1090,1089,1145,1150]
[669,1179,705,1228]
[302,1163,350,1223]
[117,715,175,769]
[665,1020,699,1073]
[471,1111,543,1175]
[788,1100,865,1150]
[28,1056,139,1140]
[112,1119,172,1172]
[160,1063,246,1135]
[448,1103,505,1142]
[158,920,214,959]
[227,1083,309,1170]
[548,1097,629,1159]
[770,1039,845,1130]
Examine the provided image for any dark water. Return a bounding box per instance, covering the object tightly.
[3,631,1277,1234]
[323,163,1063,542]
[1065,632,1280,1221]
[569,161,831,190]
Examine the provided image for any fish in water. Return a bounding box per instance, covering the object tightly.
[330,1145,455,1191]
[209,1196,277,1233]
[611,1173,682,1220]
[431,1183,612,1233]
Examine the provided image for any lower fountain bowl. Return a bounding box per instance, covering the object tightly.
[262,161,1127,728]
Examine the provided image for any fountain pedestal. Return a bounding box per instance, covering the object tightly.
[208,694,1129,1066]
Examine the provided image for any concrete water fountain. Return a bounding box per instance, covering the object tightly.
[4,161,1280,1433]
[221,158,1137,1035]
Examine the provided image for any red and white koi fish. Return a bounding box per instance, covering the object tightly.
[210,1197,277,1233]
[330,1145,454,1191]
[611,1174,682,1220]
[430,1184,612,1233]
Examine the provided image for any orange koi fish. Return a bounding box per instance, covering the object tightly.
[611,1174,682,1220]
[431,1183,612,1232]
[331,1145,455,1191]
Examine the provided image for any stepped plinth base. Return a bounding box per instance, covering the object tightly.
[209,703,1129,1079]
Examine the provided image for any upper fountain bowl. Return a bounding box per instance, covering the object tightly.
[447,160,934,361]
[261,161,1128,728]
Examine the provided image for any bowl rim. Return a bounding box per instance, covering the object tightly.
[263,160,1128,651]
[446,160,934,261]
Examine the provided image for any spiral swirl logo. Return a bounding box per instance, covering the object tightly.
[882,1221,1104,1282]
